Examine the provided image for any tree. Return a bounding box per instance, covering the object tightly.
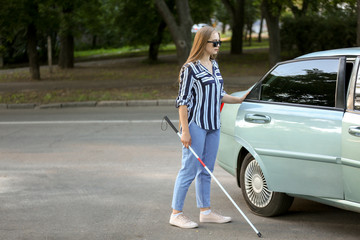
[221,0,245,54]
[76,0,110,49]
[0,0,58,79]
[244,0,261,46]
[0,0,42,80]
[262,0,282,66]
[258,12,264,42]
[118,0,215,63]
[27,24,40,80]
[281,0,357,55]
[357,0,360,45]
[154,0,193,65]
[214,1,231,34]
[0,37,3,68]
[148,20,168,61]
[58,0,103,68]
[287,0,310,17]
[58,1,76,69]
[115,0,173,62]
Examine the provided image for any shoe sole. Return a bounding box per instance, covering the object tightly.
[200,218,232,223]
[169,222,199,229]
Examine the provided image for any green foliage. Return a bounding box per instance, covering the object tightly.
[281,10,357,56]
[113,0,216,48]
[1,0,359,66]
[245,0,261,24]
[0,0,60,64]
[189,0,217,24]
[72,0,121,49]
[213,0,230,31]
[114,0,166,47]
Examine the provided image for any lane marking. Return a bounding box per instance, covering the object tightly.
[0,120,179,125]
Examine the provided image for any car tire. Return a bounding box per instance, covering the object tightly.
[240,153,294,217]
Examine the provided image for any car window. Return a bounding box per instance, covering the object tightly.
[355,74,360,110]
[257,59,339,107]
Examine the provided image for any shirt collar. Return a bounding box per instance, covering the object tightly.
[195,59,215,65]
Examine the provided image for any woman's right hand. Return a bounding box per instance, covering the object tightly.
[178,105,191,148]
[181,130,191,148]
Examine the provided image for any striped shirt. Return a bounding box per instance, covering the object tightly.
[176,60,226,130]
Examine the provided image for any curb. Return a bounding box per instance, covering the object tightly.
[0,99,176,110]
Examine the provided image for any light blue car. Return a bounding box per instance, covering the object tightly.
[217,47,360,217]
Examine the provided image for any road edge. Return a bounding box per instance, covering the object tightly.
[0,99,175,110]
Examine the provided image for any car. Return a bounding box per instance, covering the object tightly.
[217,47,360,217]
[191,23,208,33]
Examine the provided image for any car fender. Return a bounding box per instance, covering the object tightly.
[234,135,275,190]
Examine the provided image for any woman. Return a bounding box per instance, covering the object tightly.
[170,26,249,229]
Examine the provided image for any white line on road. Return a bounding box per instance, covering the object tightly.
[0,120,179,125]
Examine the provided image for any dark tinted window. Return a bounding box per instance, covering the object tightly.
[355,74,360,111]
[259,59,339,107]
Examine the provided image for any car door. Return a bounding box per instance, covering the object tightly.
[342,57,360,203]
[235,57,345,198]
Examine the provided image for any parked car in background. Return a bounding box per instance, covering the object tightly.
[191,23,208,33]
[217,47,360,217]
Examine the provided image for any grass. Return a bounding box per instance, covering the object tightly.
[74,44,178,61]
[0,87,178,104]
[74,39,269,60]
[0,39,270,104]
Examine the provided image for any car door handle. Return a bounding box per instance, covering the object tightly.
[348,126,360,137]
[245,114,271,124]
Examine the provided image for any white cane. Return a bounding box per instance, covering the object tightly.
[163,116,262,238]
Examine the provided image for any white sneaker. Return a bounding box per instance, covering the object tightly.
[169,213,199,229]
[200,211,232,223]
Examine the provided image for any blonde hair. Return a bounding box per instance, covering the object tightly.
[178,26,220,82]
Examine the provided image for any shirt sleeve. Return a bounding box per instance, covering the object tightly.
[175,65,195,108]
[220,86,227,99]
[213,60,226,99]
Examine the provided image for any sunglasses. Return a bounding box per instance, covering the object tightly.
[207,40,222,47]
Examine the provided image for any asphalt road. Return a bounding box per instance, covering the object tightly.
[0,106,359,240]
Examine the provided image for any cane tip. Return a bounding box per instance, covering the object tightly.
[257,232,262,238]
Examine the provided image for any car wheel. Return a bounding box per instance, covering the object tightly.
[240,153,294,217]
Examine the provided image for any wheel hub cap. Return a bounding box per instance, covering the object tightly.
[252,174,263,193]
[244,160,273,208]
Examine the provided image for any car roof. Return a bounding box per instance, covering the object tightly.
[297,47,360,59]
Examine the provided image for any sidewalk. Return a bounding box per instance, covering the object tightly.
[0,74,259,110]
[0,52,262,110]
[0,99,176,110]
[0,76,259,92]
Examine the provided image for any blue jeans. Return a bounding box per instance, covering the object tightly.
[171,122,220,211]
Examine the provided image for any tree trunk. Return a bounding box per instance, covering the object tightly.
[154,0,193,65]
[59,4,74,69]
[149,20,166,62]
[47,36,53,73]
[59,34,74,68]
[247,23,253,46]
[288,0,309,18]
[357,0,360,46]
[231,20,244,54]
[262,0,281,67]
[258,16,263,42]
[27,23,40,80]
[174,29,193,65]
[0,37,3,68]
[222,0,245,54]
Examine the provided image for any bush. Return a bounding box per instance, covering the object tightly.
[281,13,357,56]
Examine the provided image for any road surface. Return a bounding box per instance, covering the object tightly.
[0,107,359,240]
